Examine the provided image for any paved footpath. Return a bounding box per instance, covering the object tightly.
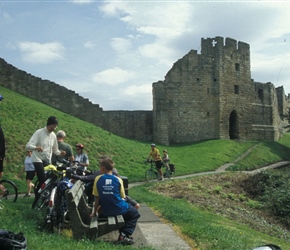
[20,159,290,249]
[99,203,192,249]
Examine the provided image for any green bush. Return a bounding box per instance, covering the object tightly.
[242,169,290,225]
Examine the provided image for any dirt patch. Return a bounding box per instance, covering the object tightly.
[152,172,290,241]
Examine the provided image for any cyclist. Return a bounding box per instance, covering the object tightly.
[21,150,35,197]
[51,130,74,164]
[71,155,140,209]
[26,116,66,195]
[74,143,89,173]
[0,94,7,196]
[147,143,163,181]
[90,158,140,245]
[162,149,170,169]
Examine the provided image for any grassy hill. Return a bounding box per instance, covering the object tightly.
[1,85,290,191]
[1,86,290,249]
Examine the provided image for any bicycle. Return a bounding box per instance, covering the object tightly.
[32,160,79,210]
[144,159,175,182]
[46,160,96,233]
[0,179,18,202]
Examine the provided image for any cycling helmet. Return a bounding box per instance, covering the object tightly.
[0,230,27,250]
[252,245,281,250]
[76,143,84,149]
[0,95,3,101]
[163,149,167,153]
[57,180,73,195]
[151,143,156,147]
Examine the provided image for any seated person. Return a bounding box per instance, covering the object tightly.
[90,158,140,245]
[71,155,139,209]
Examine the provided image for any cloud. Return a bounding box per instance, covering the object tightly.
[18,42,65,64]
[71,0,93,4]
[138,43,177,66]
[99,2,192,37]
[91,67,136,86]
[121,83,151,97]
[110,37,132,53]
[84,41,95,49]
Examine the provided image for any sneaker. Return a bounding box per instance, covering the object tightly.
[118,234,134,245]
[158,177,164,181]
[2,190,8,197]
[23,193,31,197]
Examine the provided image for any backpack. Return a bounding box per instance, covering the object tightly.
[0,230,27,250]
[169,163,176,173]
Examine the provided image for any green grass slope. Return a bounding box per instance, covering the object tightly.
[1,86,290,193]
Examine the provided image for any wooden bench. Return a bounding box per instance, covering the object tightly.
[65,180,125,240]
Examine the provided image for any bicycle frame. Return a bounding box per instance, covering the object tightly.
[144,159,174,182]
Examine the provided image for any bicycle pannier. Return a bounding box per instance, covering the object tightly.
[169,163,175,173]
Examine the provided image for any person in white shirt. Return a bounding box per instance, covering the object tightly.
[26,116,65,194]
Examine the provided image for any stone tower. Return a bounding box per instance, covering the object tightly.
[152,36,289,145]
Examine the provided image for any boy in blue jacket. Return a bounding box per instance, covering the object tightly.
[90,158,140,245]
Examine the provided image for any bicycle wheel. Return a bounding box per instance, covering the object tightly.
[46,187,61,233]
[169,168,175,179]
[0,179,18,202]
[32,182,54,210]
[145,169,157,182]
[164,167,173,179]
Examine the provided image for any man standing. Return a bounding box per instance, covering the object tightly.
[51,130,74,164]
[26,116,66,193]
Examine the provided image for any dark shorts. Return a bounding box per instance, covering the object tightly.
[26,171,35,181]
[155,160,163,169]
[0,159,3,173]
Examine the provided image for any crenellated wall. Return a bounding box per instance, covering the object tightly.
[0,58,153,142]
[1,36,289,146]
[153,36,289,145]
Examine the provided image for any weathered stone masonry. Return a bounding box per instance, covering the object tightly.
[0,36,289,146]
[153,36,289,145]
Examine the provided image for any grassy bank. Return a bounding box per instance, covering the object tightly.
[1,86,290,192]
[1,86,290,249]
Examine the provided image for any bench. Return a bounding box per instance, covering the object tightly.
[65,180,125,240]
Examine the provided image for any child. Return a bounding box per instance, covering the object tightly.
[162,149,170,168]
[21,150,35,197]
[90,158,140,245]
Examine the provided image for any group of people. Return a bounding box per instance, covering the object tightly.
[22,117,89,197]
[22,115,140,245]
[1,111,167,245]
[147,143,170,181]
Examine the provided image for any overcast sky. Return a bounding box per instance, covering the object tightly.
[0,1,290,110]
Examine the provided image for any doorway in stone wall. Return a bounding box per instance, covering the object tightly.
[229,110,239,139]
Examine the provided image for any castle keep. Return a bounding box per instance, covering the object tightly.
[0,36,289,145]
[152,36,289,145]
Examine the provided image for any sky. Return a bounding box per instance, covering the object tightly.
[0,1,290,111]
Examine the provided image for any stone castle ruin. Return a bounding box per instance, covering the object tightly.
[0,36,289,145]
[152,36,290,145]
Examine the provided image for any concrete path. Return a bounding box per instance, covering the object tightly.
[126,155,290,249]
[98,203,192,249]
